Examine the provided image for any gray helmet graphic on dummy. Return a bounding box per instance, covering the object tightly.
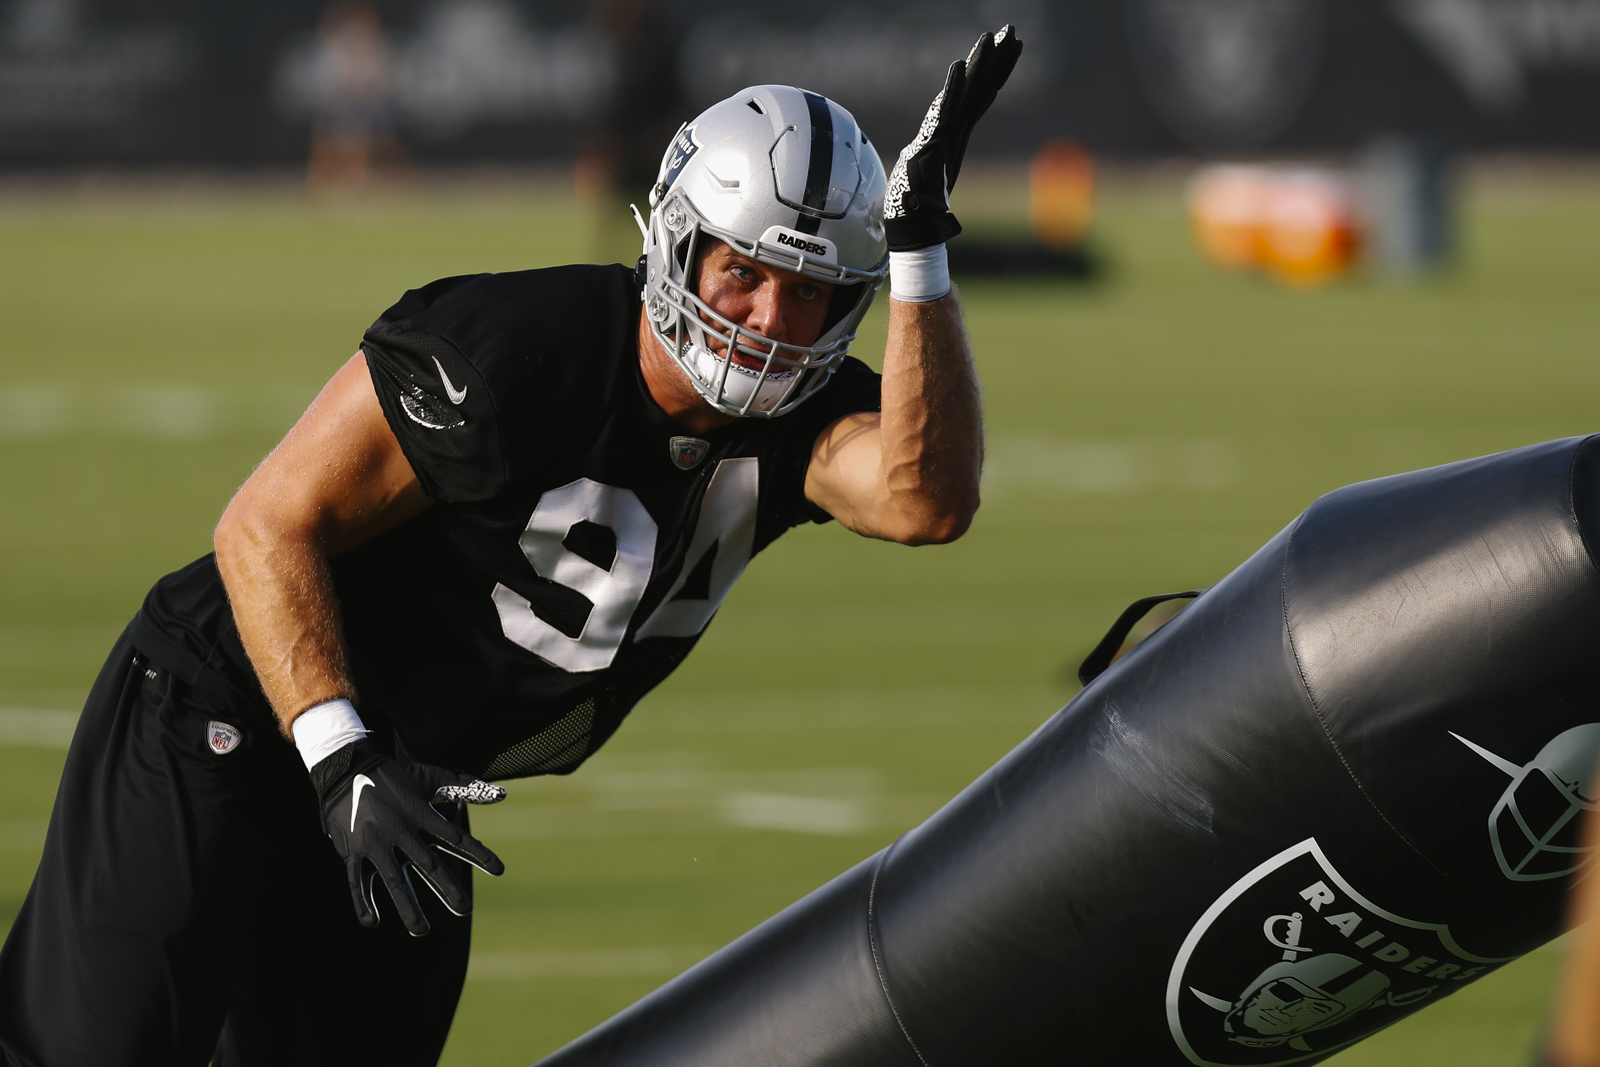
[1454,722,1600,881]
[638,85,889,418]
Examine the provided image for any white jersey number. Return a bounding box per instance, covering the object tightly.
[492,479,657,672]
[633,457,758,640]
[492,458,759,672]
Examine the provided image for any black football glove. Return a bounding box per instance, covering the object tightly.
[311,738,507,937]
[883,24,1024,252]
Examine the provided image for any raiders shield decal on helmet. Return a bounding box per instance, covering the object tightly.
[669,436,711,471]
[657,124,699,201]
[207,721,243,755]
[1166,838,1510,1066]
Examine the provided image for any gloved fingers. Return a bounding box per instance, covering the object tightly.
[345,854,380,929]
[934,55,966,131]
[406,849,474,918]
[369,847,432,937]
[433,778,506,805]
[403,793,506,876]
[946,34,992,187]
[966,28,1022,123]
[966,25,1022,96]
[407,761,507,806]
[393,826,474,915]
[428,826,506,878]
[962,29,994,96]
[949,27,1024,190]
[995,24,1024,68]
[397,867,432,938]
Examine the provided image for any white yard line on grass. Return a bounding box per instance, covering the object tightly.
[0,383,313,440]
[0,708,78,748]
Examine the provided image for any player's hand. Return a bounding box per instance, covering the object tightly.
[883,24,1024,252]
[311,739,507,936]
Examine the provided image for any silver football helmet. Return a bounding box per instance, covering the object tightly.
[640,85,888,418]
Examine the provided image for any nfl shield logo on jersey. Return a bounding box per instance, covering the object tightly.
[207,721,242,755]
[669,436,711,471]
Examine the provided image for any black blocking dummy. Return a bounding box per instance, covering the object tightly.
[535,436,1600,1067]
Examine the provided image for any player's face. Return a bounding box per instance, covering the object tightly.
[693,239,835,368]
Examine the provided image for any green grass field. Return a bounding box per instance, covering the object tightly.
[0,163,1596,1064]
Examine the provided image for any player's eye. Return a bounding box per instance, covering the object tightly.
[795,283,820,301]
[730,265,756,283]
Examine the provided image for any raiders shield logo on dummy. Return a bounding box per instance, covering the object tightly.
[1167,839,1509,1065]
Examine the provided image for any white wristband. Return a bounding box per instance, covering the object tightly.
[292,698,369,771]
[889,244,952,303]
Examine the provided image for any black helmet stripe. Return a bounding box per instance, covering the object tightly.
[795,91,834,235]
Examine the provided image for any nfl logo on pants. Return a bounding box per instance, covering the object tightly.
[208,721,242,755]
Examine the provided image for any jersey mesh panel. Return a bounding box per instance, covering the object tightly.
[481,698,595,779]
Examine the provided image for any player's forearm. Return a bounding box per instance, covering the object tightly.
[215,507,356,737]
[875,291,983,543]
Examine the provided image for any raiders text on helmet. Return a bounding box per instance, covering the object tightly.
[640,85,888,418]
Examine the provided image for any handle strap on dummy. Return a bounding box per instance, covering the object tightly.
[1078,590,1205,686]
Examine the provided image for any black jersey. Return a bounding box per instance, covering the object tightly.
[131,264,880,780]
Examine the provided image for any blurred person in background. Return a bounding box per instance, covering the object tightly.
[305,0,405,193]
[576,0,686,261]
[0,27,1021,1067]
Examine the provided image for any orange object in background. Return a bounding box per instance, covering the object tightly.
[1187,164,1362,287]
[1187,165,1272,271]
[1029,141,1094,249]
[1259,171,1361,287]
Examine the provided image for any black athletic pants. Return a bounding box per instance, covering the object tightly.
[0,628,473,1066]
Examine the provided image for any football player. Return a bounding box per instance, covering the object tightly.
[0,27,1022,1067]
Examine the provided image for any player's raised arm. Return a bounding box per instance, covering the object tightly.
[804,26,1022,546]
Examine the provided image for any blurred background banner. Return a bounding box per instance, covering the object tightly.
[5,0,1600,168]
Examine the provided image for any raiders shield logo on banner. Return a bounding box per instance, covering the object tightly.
[207,720,242,755]
[1126,0,1325,149]
[669,436,711,471]
[1166,838,1510,1066]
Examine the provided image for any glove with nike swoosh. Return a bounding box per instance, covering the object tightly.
[311,738,507,937]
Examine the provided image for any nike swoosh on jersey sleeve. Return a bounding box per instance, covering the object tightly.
[433,356,469,405]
